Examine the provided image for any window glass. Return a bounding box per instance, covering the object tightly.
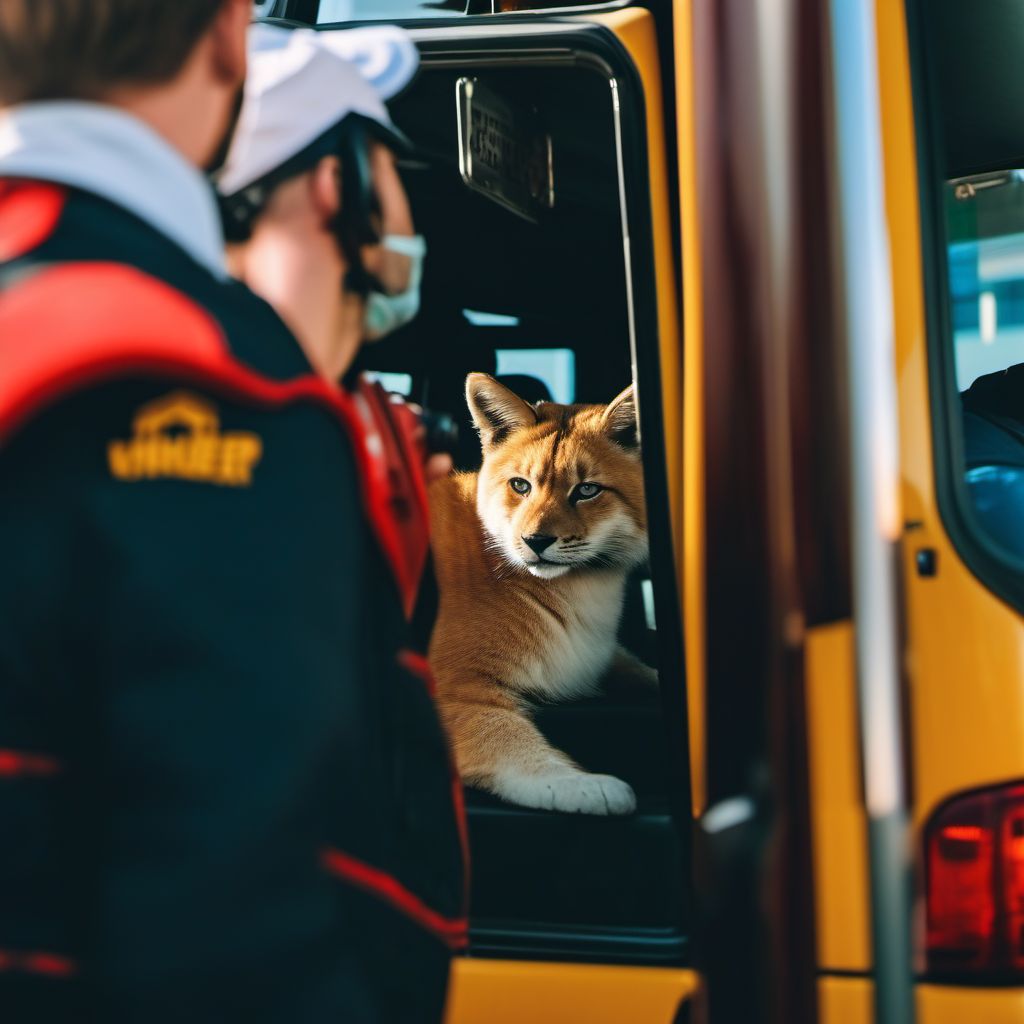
[945,171,1024,559]
[463,308,519,328]
[364,371,414,396]
[947,172,1024,390]
[495,347,576,403]
[318,1,466,22]
[316,0,622,21]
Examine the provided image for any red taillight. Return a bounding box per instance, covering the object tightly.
[1003,798,1024,972]
[925,782,1024,976]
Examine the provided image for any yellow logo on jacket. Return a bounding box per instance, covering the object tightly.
[108,392,263,487]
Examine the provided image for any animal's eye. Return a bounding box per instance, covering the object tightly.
[574,482,603,501]
[509,477,532,495]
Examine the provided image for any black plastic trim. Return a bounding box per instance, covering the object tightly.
[468,921,690,965]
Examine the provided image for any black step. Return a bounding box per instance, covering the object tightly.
[463,691,687,963]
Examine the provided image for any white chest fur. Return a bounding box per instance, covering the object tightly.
[513,572,626,703]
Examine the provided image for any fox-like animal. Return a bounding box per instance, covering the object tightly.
[428,373,657,816]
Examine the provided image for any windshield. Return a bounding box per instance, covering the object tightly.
[318,0,465,20]
[316,0,620,20]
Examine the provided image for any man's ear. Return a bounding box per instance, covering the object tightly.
[466,373,537,446]
[602,384,640,450]
[209,0,251,87]
[310,155,343,225]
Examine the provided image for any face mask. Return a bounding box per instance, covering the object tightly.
[364,234,426,342]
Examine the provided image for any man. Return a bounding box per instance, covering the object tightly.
[217,25,451,478]
[0,4,464,1021]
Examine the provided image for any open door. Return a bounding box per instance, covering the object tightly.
[270,3,698,1021]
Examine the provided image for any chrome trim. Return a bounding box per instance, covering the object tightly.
[608,76,642,441]
[830,0,903,852]
[828,0,915,1021]
[410,22,583,41]
[949,168,1024,201]
[702,796,757,835]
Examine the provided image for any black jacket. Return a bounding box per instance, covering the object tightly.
[0,181,465,1023]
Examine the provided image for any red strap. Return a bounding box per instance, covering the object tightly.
[0,262,420,614]
[0,949,77,978]
[395,650,471,909]
[0,262,229,436]
[396,649,436,697]
[0,181,66,261]
[320,847,468,950]
[0,750,61,778]
[350,380,431,617]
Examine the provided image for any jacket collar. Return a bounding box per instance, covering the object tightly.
[0,101,227,279]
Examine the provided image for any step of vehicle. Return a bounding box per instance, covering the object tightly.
[462,692,687,962]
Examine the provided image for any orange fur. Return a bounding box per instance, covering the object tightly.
[428,374,656,815]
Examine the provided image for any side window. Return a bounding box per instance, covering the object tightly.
[363,371,414,397]
[494,347,576,403]
[945,173,1024,563]
[947,174,1024,390]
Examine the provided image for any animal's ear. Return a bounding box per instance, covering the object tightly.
[466,373,537,446]
[602,384,640,450]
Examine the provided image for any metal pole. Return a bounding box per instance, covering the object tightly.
[826,2,916,1022]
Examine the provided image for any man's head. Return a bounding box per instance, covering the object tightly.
[220,25,424,380]
[0,0,251,168]
[229,132,416,277]
[225,131,421,379]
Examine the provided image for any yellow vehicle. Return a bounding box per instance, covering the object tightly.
[267,1,1024,1020]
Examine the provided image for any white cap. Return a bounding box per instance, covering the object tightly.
[217,23,418,198]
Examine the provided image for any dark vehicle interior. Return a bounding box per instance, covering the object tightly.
[346,30,691,964]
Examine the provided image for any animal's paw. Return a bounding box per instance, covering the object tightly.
[495,770,637,815]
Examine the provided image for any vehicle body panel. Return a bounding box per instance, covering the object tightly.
[820,977,1024,1024]
[805,621,871,972]
[446,959,698,1023]
[876,0,1024,829]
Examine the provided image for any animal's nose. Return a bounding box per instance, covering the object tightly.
[523,533,557,555]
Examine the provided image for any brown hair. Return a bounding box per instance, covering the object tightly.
[0,0,228,105]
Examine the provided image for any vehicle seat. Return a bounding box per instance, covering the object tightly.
[495,373,555,406]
